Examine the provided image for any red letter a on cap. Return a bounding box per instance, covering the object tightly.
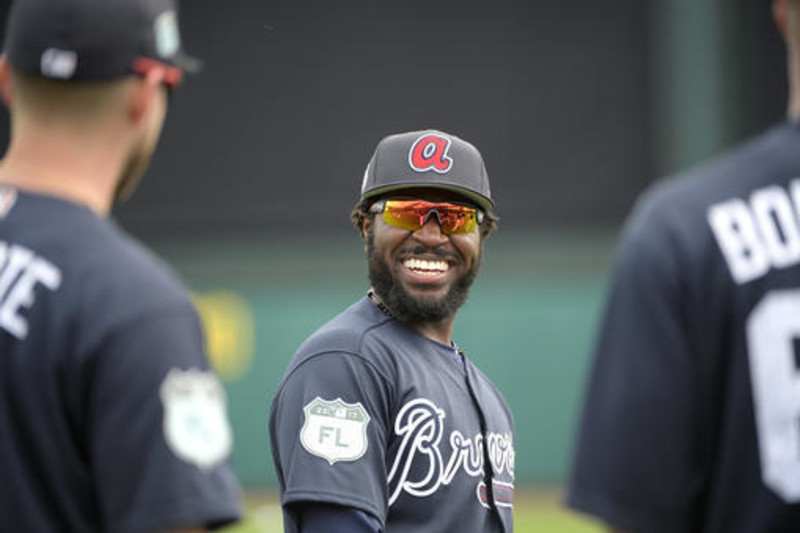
[409,134,453,174]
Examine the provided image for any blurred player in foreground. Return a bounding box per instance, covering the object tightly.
[567,0,800,531]
[269,130,515,532]
[0,0,241,531]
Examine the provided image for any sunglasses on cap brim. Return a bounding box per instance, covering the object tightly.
[369,198,485,235]
[132,57,183,90]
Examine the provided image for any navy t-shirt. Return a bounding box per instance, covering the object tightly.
[0,189,241,532]
[270,297,515,532]
[567,121,800,532]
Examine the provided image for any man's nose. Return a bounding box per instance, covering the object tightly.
[413,212,448,244]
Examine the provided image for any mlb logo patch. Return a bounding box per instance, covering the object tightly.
[40,48,77,79]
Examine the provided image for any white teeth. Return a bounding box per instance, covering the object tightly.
[404,258,449,273]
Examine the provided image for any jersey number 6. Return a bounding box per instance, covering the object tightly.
[747,289,800,502]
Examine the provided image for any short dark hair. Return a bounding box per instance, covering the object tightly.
[350,198,499,238]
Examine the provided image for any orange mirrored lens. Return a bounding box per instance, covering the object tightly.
[380,200,479,234]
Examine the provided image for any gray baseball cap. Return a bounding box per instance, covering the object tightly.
[3,0,199,84]
[360,130,495,213]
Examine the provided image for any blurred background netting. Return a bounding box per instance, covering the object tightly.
[0,0,787,518]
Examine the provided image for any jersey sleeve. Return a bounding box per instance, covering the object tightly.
[269,351,392,528]
[297,503,383,533]
[566,207,703,533]
[86,306,242,533]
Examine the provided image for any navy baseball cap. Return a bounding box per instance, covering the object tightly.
[3,0,199,85]
[360,130,495,213]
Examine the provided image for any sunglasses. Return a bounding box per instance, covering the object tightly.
[370,199,484,235]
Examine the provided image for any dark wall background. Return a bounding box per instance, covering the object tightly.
[0,1,787,237]
[125,0,651,235]
[0,0,655,235]
[720,0,787,147]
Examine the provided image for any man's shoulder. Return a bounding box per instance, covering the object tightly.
[101,229,185,296]
[274,298,397,402]
[63,221,188,310]
[36,208,191,326]
[2,192,186,302]
[638,123,799,222]
[622,123,800,251]
[9,192,184,291]
[294,297,393,360]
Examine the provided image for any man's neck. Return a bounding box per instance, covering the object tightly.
[367,288,456,345]
[787,44,800,121]
[0,134,125,214]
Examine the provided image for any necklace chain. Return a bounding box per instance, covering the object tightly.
[367,288,394,318]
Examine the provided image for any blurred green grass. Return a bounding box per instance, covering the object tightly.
[223,488,603,533]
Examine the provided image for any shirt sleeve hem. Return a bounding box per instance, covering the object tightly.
[111,496,242,533]
[282,488,386,526]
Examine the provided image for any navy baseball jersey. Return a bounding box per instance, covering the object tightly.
[0,189,241,532]
[269,297,515,532]
[567,121,800,532]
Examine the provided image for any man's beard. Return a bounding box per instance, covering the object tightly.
[367,232,481,324]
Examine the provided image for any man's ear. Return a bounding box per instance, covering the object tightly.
[128,66,166,125]
[0,56,13,108]
[361,215,372,240]
[361,216,373,254]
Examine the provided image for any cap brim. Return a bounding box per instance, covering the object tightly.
[363,183,495,213]
[171,50,202,74]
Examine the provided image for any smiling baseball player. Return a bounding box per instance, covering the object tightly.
[269,130,515,532]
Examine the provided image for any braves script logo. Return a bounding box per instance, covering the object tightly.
[387,398,515,507]
[409,134,454,174]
